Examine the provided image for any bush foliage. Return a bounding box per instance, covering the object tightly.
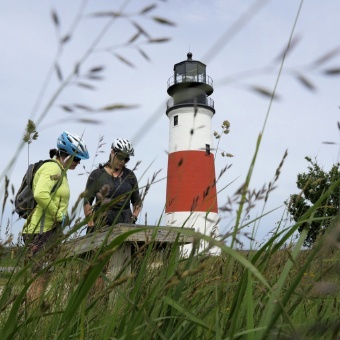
[287,157,340,247]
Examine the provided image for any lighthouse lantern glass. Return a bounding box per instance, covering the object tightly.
[186,63,197,81]
[197,63,206,82]
[174,64,185,83]
[174,61,206,84]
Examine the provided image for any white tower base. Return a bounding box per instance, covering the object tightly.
[166,211,221,256]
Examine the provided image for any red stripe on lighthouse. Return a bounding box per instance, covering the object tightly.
[166,151,218,213]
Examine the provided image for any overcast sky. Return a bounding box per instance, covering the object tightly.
[1,0,340,248]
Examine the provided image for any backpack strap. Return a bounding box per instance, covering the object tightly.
[51,160,64,193]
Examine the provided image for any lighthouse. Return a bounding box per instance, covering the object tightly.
[165,52,219,254]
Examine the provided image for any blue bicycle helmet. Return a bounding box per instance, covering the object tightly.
[57,131,89,159]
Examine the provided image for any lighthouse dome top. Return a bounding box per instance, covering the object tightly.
[167,52,213,96]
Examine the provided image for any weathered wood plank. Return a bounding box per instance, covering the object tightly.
[106,243,132,279]
[62,224,194,257]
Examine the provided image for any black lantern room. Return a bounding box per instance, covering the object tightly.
[166,53,214,114]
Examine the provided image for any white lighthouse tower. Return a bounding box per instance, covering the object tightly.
[165,53,219,254]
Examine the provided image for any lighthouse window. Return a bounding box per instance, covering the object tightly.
[186,64,197,81]
[174,115,178,126]
[206,144,210,155]
[175,64,185,83]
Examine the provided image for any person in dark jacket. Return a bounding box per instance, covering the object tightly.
[83,138,141,232]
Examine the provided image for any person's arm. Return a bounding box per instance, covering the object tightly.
[130,204,141,223]
[130,171,142,223]
[83,169,99,227]
[84,202,94,227]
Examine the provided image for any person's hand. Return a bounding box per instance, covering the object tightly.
[87,219,95,227]
[86,213,95,227]
[61,214,67,227]
[130,215,137,224]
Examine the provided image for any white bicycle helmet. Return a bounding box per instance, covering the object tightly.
[57,131,90,159]
[112,138,134,156]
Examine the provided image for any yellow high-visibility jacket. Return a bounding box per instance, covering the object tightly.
[22,159,69,234]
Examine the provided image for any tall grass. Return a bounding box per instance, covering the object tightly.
[1,1,340,339]
[0,220,339,339]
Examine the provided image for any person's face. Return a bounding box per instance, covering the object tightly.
[64,155,81,170]
[111,151,130,170]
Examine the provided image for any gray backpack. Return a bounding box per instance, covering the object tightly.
[15,160,61,219]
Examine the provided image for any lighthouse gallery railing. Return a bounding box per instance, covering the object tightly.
[167,74,213,88]
[166,97,214,110]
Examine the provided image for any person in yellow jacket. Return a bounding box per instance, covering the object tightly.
[22,131,89,303]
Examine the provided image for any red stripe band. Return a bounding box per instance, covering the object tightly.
[166,151,218,213]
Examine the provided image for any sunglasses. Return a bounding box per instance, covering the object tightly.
[116,153,130,163]
[73,156,81,162]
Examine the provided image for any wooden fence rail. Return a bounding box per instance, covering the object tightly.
[61,223,194,279]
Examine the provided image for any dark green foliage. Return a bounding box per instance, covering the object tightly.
[287,157,340,247]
